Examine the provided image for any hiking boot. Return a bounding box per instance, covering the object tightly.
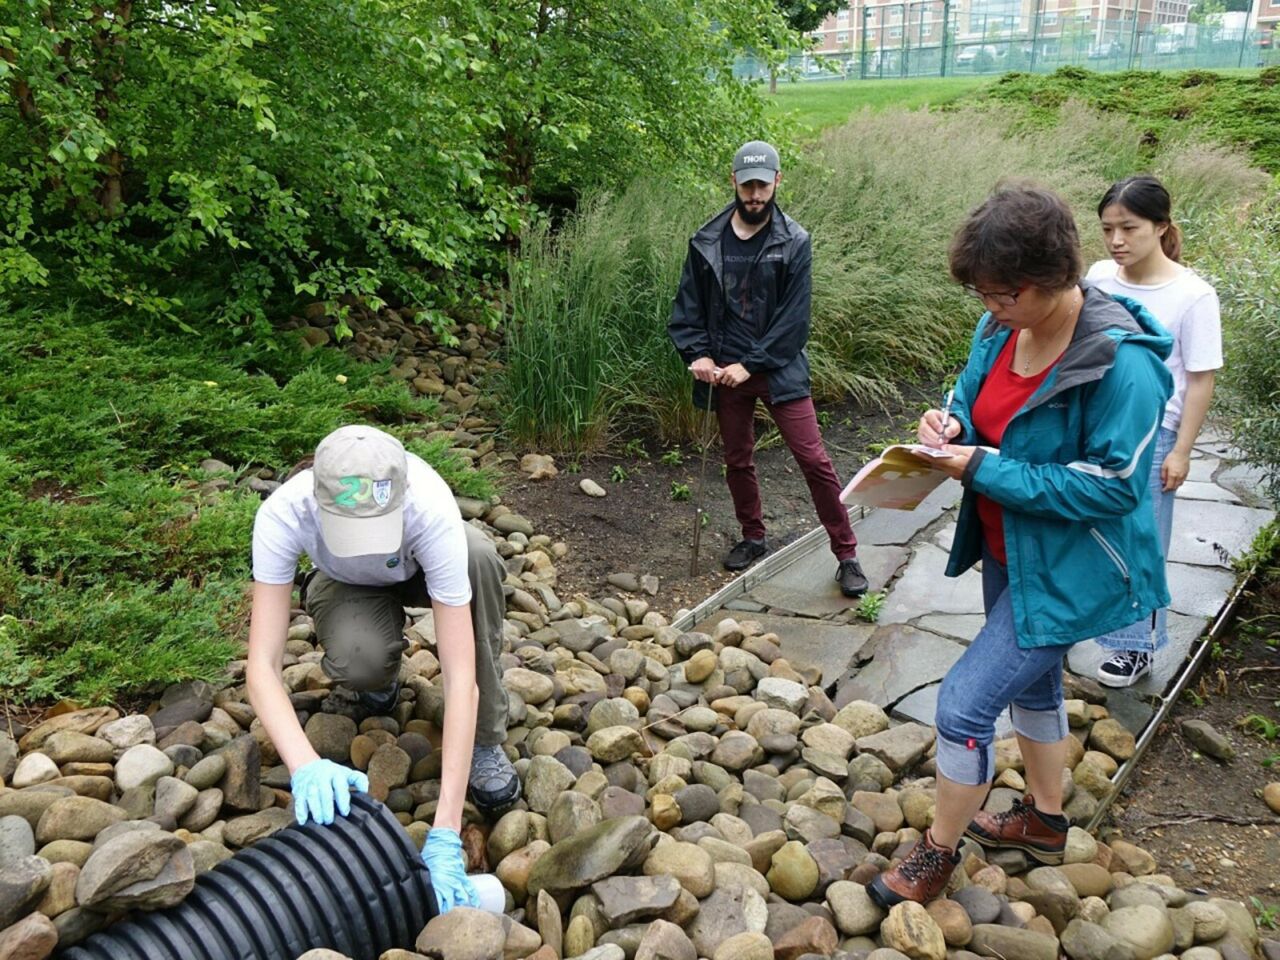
[723,538,769,571]
[964,794,1068,865]
[468,744,521,814]
[868,829,960,908]
[1096,650,1152,688]
[836,558,869,598]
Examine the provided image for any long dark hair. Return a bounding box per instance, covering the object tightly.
[1097,175,1182,263]
[949,181,1083,292]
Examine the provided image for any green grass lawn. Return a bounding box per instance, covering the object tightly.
[764,76,996,132]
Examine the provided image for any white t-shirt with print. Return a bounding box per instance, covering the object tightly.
[252,452,472,606]
[1086,259,1222,432]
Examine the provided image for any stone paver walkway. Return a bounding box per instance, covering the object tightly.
[675,427,1274,804]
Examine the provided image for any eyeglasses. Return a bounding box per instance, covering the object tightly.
[963,284,1025,307]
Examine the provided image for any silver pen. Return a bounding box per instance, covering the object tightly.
[939,389,954,446]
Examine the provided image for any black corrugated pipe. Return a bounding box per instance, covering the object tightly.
[59,794,438,960]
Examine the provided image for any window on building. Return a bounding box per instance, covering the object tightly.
[890,25,903,36]
[1044,11,1059,23]
[837,31,850,41]
[890,7,903,21]
[1076,9,1091,19]
[838,8,851,21]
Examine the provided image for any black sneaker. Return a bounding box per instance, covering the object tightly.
[836,558,869,598]
[723,538,769,571]
[1096,650,1151,688]
[469,744,521,813]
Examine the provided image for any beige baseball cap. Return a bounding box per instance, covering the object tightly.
[313,425,407,557]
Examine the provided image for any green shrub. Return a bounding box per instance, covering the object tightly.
[1192,191,1280,500]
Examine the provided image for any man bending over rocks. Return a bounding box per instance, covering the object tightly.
[245,424,519,913]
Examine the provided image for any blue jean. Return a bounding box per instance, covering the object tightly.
[1093,426,1177,654]
[934,549,1070,786]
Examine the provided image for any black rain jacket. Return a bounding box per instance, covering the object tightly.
[668,202,814,410]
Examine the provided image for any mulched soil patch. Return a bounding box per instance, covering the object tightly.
[503,388,935,613]
[1107,574,1280,937]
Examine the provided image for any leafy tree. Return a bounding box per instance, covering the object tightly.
[769,0,842,91]
[1,1,800,330]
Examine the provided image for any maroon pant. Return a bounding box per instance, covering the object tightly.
[715,375,857,561]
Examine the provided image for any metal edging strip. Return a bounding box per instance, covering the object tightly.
[1085,563,1256,833]
[670,506,869,632]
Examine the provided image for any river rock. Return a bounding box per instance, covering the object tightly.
[415,906,507,960]
[591,875,682,926]
[1060,918,1136,960]
[0,911,58,960]
[767,840,819,901]
[40,731,115,766]
[12,753,59,789]
[644,841,715,898]
[1102,905,1175,959]
[524,756,577,814]
[773,913,838,960]
[0,856,53,929]
[115,744,174,791]
[527,816,655,898]
[0,817,35,867]
[20,707,118,753]
[826,880,885,935]
[1180,720,1235,762]
[35,796,126,844]
[969,923,1060,960]
[686,885,768,958]
[76,831,195,911]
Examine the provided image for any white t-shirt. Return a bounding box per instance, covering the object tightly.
[252,452,472,606]
[1086,259,1222,432]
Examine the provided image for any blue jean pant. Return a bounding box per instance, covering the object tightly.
[1093,425,1177,654]
[934,549,1071,786]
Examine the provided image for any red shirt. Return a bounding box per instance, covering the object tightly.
[971,331,1063,565]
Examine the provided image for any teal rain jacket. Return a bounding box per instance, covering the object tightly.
[945,285,1175,648]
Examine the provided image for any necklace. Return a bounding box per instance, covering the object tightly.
[1018,289,1081,375]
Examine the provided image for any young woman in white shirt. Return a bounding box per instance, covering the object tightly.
[1087,175,1223,686]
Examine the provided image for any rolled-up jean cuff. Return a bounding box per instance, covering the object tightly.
[935,732,994,786]
[1010,703,1069,743]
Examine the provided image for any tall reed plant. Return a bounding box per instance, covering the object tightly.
[504,98,1268,449]
[504,183,714,451]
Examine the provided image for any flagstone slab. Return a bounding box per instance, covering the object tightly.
[853,480,963,546]
[1175,482,1242,504]
[1213,461,1274,509]
[892,683,1014,739]
[913,613,987,644]
[1165,563,1237,619]
[1166,500,1274,568]
[691,612,875,688]
[832,624,966,709]
[744,544,909,619]
[1184,457,1220,484]
[879,544,986,624]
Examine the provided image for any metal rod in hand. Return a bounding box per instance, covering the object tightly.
[690,379,717,577]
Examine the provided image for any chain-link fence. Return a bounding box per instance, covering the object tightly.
[736,10,1278,81]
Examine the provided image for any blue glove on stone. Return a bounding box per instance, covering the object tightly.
[290,758,369,826]
[421,828,479,914]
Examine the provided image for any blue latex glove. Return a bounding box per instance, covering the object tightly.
[290,758,369,826]
[421,828,479,914]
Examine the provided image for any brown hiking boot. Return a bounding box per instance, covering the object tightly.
[868,829,960,908]
[964,793,1068,865]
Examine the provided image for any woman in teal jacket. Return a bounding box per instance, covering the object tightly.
[870,183,1172,908]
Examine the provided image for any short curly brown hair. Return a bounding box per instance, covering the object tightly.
[948,181,1083,293]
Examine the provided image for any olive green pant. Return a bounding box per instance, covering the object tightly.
[302,524,509,746]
